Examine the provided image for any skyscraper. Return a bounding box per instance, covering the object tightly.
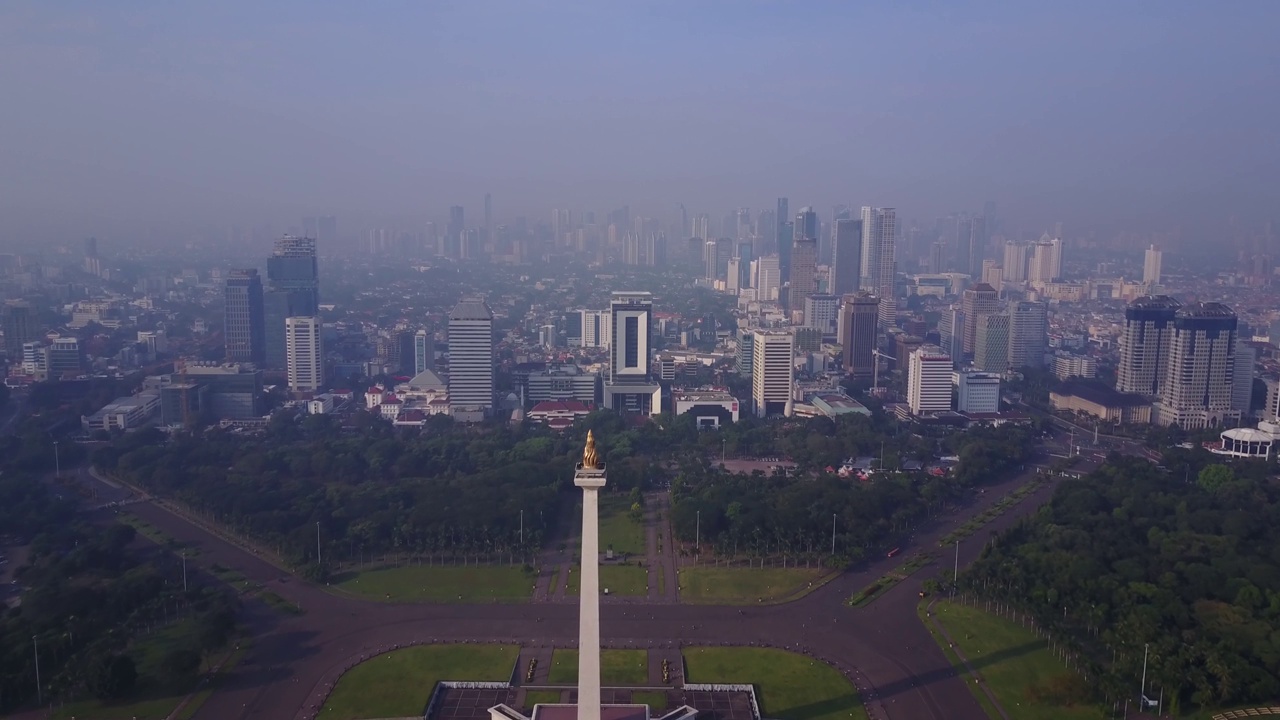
[754,254,781,302]
[788,237,819,310]
[860,207,897,326]
[1116,295,1181,396]
[580,310,611,349]
[447,297,495,419]
[285,316,323,393]
[1143,244,1163,286]
[1156,303,1239,429]
[840,293,879,379]
[974,313,1011,373]
[1232,339,1255,415]
[265,235,319,369]
[831,218,863,297]
[775,197,789,257]
[960,283,1000,356]
[803,294,838,333]
[1008,301,1048,370]
[752,330,794,417]
[1002,241,1029,284]
[414,329,434,374]
[603,292,660,415]
[1028,236,1063,283]
[447,205,465,258]
[224,269,265,364]
[908,345,952,415]
[938,305,965,362]
[1,300,38,353]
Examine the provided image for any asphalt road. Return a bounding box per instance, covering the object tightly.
[84,456,1089,720]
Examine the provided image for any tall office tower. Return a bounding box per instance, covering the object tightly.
[703,240,718,280]
[754,254,781,302]
[962,217,986,278]
[447,297,495,419]
[1156,303,1239,429]
[1,300,38,353]
[804,294,838,333]
[860,207,898,326]
[1116,295,1181,395]
[938,306,964,362]
[960,283,1000,355]
[1008,301,1048,370]
[414,329,434,374]
[714,238,733,278]
[84,236,98,258]
[1266,378,1280,423]
[1028,236,1063,283]
[447,205,465,258]
[224,269,265,363]
[726,258,742,294]
[552,208,572,242]
[386,330,416,375]
[982,260,1003,289]
[580,309,611,349]
[736,239,754,266]
[840,293,879,378]
[792,206,818,284]
[285,316,324,393]
[1143,244,1163,286]
[1232,339,1255,415]
[758,209,777,254]
[775,197,789,251]
[752,330,795,417]
[1002,241,1029,284]
[952,217,973,275]
[692,214,710,241]
[604,292,660,414]
[736,208,752,240]
[788,237,819,310]
[778,202,795,285]
[928,240,946,274]
[908,344,953,415]
[264,235,319,368]
[974,313,1011,373]
[831,218,863,296]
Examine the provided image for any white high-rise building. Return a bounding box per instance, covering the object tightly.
[860,207,897,326]
[1143,244,1163,286]
[285,316,324,392]
[604,292,660,415]
[726,258,742,294]
[908,344,952,415]
[754,254,781,302]
[414,328,434,374]
[752,330,794,417]
[447,297,495,418]
[1002,241,1029,284]
[1155,302,1239,429]
[580,310,611,349]
[1028,236,1062,283]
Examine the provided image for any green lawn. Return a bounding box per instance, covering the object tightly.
[546,649,649,685]
[684,647,866,720]
[334,564,534,602]
[259,590,304,614]
[565,563,649,596]
[319,644,518,719]
[631,690,669,711]
[522,689,564,706]
[677,566,824,604]
[599,494,646,555]
[926,600,1099,720]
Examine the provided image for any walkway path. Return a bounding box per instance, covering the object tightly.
[924,598,1011,720]
[644,491,679,603]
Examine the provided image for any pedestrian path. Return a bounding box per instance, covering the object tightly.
[644,491,679,603]
[924,598,1010,720]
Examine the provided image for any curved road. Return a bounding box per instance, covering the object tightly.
[92,457,1086,720]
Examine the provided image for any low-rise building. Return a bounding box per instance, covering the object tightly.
[1050,381,1152,424]
[82,392,161,432]
[527,399,593,430]
[673,389,739,428]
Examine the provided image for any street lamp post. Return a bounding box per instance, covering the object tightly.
[695,510,700,553]
[315,522,321,566]
[831,513,836,555]
[53,441,60,478]
[953,540,960,597]
[182,551,188,593]
[33,635,41,706]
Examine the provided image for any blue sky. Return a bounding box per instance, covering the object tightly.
[1,1,1277,241]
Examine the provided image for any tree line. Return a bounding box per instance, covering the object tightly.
[962,454,1280,713]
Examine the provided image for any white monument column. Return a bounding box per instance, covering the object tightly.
[574,431,606,720]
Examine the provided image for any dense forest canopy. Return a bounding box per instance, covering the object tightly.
[964,455,1280,711]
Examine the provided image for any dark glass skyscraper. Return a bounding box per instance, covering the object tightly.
[225,269,265,363]
[831,218,863,297]
[264,235,319,368]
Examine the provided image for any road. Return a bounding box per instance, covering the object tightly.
[72,453,1094,720]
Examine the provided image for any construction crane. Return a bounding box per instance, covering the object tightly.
[872,348,896,392]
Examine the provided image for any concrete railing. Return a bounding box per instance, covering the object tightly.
[683,683,763,720]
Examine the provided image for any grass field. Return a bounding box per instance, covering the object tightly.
[319,644,518,719]
[683,647,867,720]
[677,566,824,604]
[565,563,649,596]
[631,690,669,711]
[546,649,649,685]
[925,600,1099,720]
[847,553,933,606]
[599,494,646,556]
[334,564,534,602]
[522,689,564,706]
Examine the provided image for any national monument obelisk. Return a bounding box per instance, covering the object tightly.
[574,430,606,720]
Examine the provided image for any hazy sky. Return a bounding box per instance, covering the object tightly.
[2,1,1278,242]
